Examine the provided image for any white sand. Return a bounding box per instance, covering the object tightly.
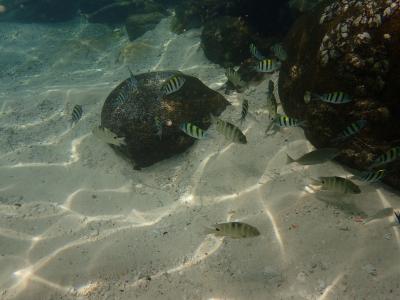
[1,17,400,300]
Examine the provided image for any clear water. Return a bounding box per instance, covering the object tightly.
[1,2,399,300]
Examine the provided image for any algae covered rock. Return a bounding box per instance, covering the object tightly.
[279,0,400,189]
[101,71,230,168]
[201,16,253,67]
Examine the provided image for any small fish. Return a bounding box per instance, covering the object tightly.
[311,176,361,194]
[363,207,394,224]
[274,114,305,127]
[306,91,352,104]
[266,80,278,119]
[356,169,386,182]
[127,66,139,93]
[249,43,265,60]
[394,211,400,225]
[287,148,340,165]
[333,119,367,142]
[239,99,249,124]
[210,114,247,144]
[225,68,245,88]
[270,43,287,61]
[256,58,281,73]
[154,117,163,139]
[162,75,186,95]
[70,105,83,126]
[179,122,207,139]
[92,126,126,146]
[205,222,260,239]
[369,146,400,168]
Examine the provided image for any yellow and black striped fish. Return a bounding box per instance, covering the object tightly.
[266,80,278,119]
[357,169,386,182]
[162,75,186,95]
[239,99,249,124]
[225,68,245,88]
[315,92,352,104]
[274,114,305,127]
[312,176,361,194]
[205,221,260,239]
[370,146,400,168]
[210,114,247,144]
[70,104,83,126]
[249,43,265,60]
[256,58,281,73]
[333,119,367,142]
[179,122,207,139]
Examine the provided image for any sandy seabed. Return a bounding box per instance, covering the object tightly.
[0,16,399,300]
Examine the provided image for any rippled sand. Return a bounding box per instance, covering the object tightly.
[0,17,399,300]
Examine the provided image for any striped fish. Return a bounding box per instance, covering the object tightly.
[127,67,139,93]
[274,114,305,127]
[315,92,352,104]
[271,43,287,61]
[179,122,207,139]
[225,68,245,88]
[205,221,260,239]
[266,80,278,119]
[239,99,249,124]
[210,114,247,144]
[369,146,400,168]
[162,75,186,95]
[395,211,400,225]
[333,119,367,142]
[70,105,83,126]
[312,176,361,194]
[114,87,129,108]
[357,169,386,182]
[256,58,281,73]
[249,43,265,60]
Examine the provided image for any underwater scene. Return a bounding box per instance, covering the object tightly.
[1,0,400,299]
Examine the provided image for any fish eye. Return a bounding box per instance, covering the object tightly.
[215,228,220,231]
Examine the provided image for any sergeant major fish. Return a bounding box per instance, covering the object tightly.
[304,91,352,104]
[332,119,367,142]
[205,221,260,239]
[266,80,278,119]
[92,126,126,146]
[249,43,265,60]
[270,43,287,61]
[311,176,361,194]
[162,75,186,95]
[210,114,247,144]
[225,68,246,88]
[239,99,249,124]
[274,114,306,128]
[179,122,207,139]
[355,169,386,183]
[287,148,340,165]
[256,58,281,73]
[369,146,400,169]
[70,104,83,126]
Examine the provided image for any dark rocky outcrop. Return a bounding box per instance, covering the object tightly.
[279,0,400,189]
[125,12,165,40]
[101,71,230,169]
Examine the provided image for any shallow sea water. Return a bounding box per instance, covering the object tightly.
[0,16,400,300]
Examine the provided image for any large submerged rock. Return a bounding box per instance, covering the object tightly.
[279,0,400,189]
[101,71,230,169]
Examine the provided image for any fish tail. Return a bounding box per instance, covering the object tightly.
[286,153,295,164]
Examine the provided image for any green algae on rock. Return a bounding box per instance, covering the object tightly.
[101,71,230,169]
[279,0,400,190]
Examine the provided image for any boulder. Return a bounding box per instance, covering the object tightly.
[125,12,165,40]
[101,71,230,169]
[278,0,400,189]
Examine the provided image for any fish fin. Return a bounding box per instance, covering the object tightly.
[286,154,295,164]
